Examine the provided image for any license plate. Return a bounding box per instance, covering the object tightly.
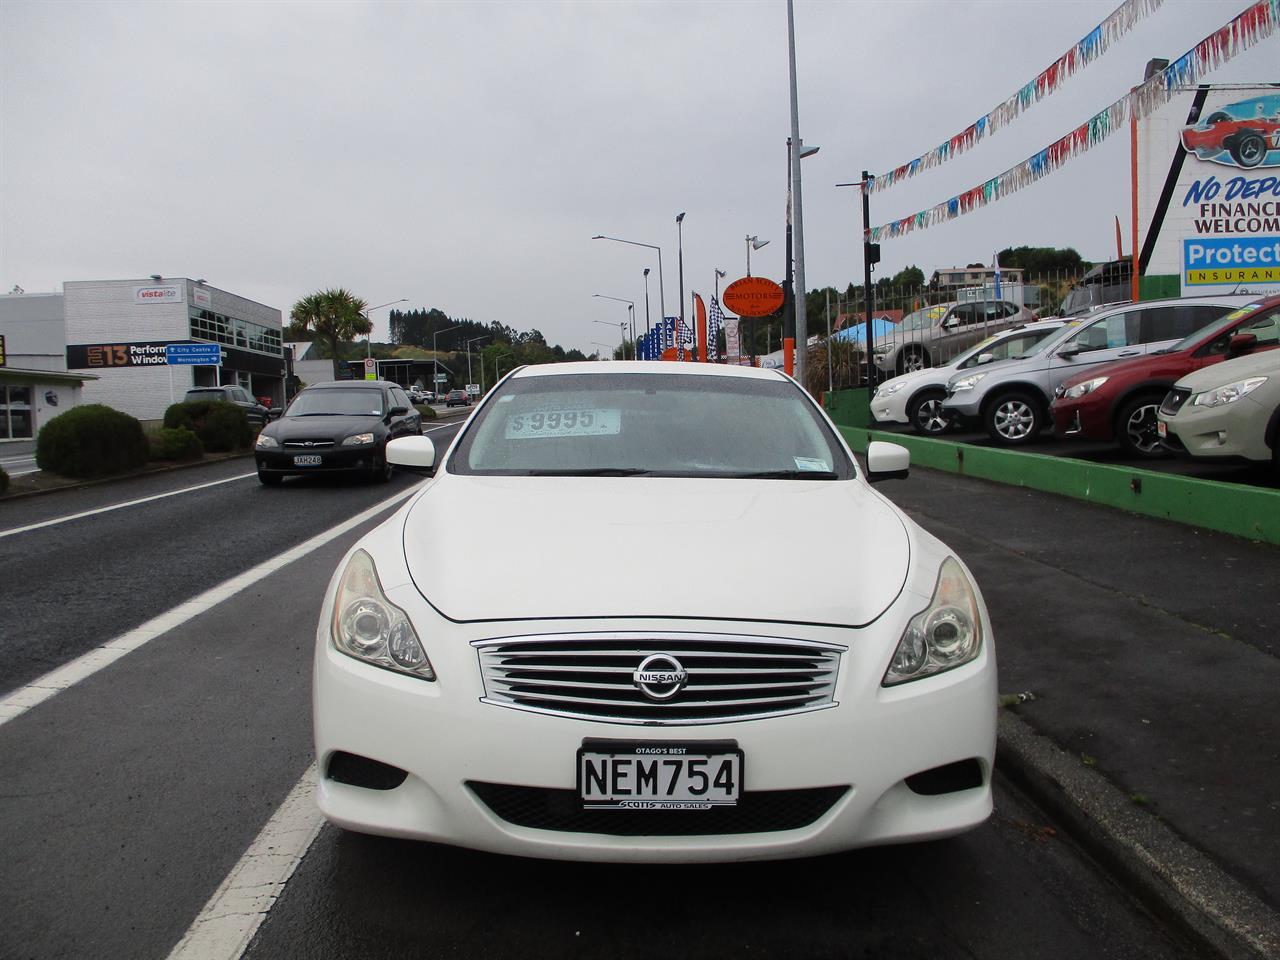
[1157,421,1167,438]
[293,454,323,466]
[577,740,742,810]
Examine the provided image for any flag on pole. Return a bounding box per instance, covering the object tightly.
[708,297,725,363]
[992,251,1003,300]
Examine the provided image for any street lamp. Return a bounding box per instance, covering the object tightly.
[676,212,686,331]
[433,323,464,392]
[593,294,634,359]
[592,234,666,331]
[788,0,818,386]
[363,298,408,360]
[745,236,770,276]
[590,340,614,360]
[592,319,627,360]
[642,268,651,339]
[784,139,819,381]
[715,268,726,301]
[465,335,488,390]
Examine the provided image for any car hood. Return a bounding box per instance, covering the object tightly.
[1174,348,1280,391]
[266,414,385,440]
[402,476,911,627]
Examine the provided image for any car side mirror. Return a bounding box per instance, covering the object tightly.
[1227,333,1257,357]
[866,441,910,483]
[1056,344,1081,359]
[976,352,994,365]
[268,408,282,420]
[388,405,409,417]
[941,319,958,330]
[387,435,436,475]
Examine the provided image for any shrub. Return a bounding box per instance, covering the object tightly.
[414,403,437,421]
[149,427,204,462]
[0,466,8,495]
[163,400,252,452]
[36,404,149,479]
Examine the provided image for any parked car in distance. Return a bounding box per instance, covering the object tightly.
[315,362,996,861]
[873,319,1066,435]
[1157,348,1280,468]
[253,380,421,485]
[1052,295,1280,456]
[872,300,1035,375]
[184,385,272,426]
[1059,260,1132,318]
[445,389,470,407]
[941,295,1255,446]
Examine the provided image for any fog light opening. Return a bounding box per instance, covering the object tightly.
[326,751,408,790]
[904,758,985,796]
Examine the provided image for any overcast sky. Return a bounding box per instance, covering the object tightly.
[1,0,1274,355]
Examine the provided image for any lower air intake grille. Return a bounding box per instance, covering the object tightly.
[467,781,848,836]
[473,632,844,725]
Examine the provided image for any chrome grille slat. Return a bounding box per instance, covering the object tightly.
[474,632,843,725]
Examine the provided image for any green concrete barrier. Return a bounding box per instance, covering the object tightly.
[834,425,1280,545]
[822,387,871,428]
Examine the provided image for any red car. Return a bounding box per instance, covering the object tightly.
[1051,295,1280,456]
[1181,110,1280,168]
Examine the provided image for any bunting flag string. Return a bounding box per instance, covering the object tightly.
[869,0,1280,242]
[868,0,1165,195]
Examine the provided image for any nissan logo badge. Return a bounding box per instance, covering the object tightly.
[632,654,689,702]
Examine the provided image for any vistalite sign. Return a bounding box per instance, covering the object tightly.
[1138,84,1280,297]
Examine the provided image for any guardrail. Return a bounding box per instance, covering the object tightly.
[826,388,1280,546]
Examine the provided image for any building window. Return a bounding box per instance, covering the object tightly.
[189,308,282,357]
[0,384,34,439]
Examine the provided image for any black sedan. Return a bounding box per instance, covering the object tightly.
[253,381,421,485]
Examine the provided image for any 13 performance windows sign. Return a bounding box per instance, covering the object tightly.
[1138,85,1280,297]
[67,341,182,369]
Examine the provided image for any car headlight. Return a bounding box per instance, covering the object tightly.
[874,380,908,399]
[342,432,376,446]
[883,557,983,686]
[950,373,986,392]
[330,549,435,680]
[1062,376,1109,399]
[255,434,278,448]
[1190,377,1267,408]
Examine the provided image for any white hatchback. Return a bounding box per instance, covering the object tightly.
[313,361,997,862]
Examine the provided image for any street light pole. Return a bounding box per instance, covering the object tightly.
[787,0,814,387]
[592,235,665,330]
[465,335,487,389]
[643,268,651,337]
[593,294,634,360]
[676,213,686,334]
[592,319,626,360]
[363,298,408,361]
[432,323,464,393]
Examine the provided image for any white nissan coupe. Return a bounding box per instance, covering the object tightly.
[313,361,997,862]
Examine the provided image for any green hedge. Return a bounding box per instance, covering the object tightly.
[149,427,205,462]
[36,404,149,479]
[414,403,438,421]
[163,400,252,452]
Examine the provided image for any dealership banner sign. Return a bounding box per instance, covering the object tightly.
[1138,85,1280,297]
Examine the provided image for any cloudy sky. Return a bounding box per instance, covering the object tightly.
[1,0,1274,355]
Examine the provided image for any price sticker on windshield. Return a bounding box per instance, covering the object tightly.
[505,408,621,439]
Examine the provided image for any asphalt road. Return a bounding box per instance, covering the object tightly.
[0,431,1215,960]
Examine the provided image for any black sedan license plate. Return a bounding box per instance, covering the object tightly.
[577,739,742,810]
[292,454,323,466]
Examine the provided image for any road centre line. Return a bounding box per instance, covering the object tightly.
[166,764,323,960]
[0,483,422,728]
[0,472,258,540]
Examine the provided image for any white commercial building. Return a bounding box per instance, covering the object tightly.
[0,292,96,443]
[63,277,285,421]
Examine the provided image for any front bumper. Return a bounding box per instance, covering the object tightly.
[871,389,911,426]
[314,568,997,862]
[256,444,380,476]
[1157,399,1273,462]
[1049,396,1113,440]
[939,394,982,431]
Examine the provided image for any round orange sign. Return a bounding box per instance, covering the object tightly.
[722,277,785,317]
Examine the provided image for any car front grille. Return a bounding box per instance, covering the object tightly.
[467,781,849,836]
[473,632,844,725]
[1160,387,1191,416]
[283,439,336,448]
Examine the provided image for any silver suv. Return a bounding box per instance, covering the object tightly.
[939,296,1255,446]
[873,300,1035,375]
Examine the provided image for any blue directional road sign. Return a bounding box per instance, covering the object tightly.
[166,342,223,365]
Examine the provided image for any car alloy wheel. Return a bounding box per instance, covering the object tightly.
[909,391,950,435]
[1230,132,1267,168]
[1119,397,1167,458]
[987,393,1040,445]
[898,349,927,374]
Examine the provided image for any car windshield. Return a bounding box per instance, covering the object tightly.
[449,371,854,479]
[286,388,384,417]
[955,326,1061,369]
[1166,302,1264,352]
[898,305,950,331]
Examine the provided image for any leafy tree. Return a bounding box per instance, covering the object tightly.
[290,288,371,380]
[997,246,1086,277]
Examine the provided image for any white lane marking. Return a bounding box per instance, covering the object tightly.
[0,472,258,540]
[0,483,421,728]
[167,765,323,960]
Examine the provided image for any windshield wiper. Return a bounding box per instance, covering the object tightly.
[731,470,838,480]
[525,467,654,476]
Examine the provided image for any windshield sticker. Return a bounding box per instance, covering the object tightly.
[926,306,948,320]
[793,456,831,472]
[504,408,621,439]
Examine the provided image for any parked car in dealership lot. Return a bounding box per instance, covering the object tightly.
[1157,348,1280,467]
[184,384,272,426]
[1051,295,1280,456]
[314,362,996,861]
[940,295,1255,446]
[254,380,422,485]
[872,300,1035,375]
[873,319,1066,435]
